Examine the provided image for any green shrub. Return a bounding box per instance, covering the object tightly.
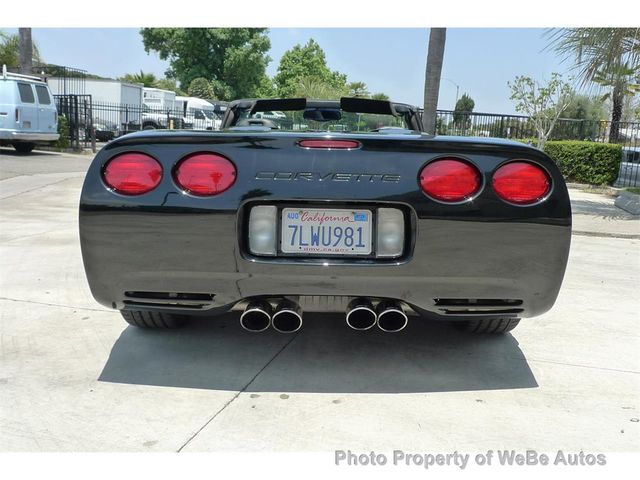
[55,115,70,149]
[542,140,622,186]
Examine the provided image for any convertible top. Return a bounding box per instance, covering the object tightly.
[222,97,424,131]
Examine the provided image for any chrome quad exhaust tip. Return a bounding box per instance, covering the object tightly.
[376,300,409,333]
[346,297,377,331]
[240,299,272,332]
[271,299,303,333]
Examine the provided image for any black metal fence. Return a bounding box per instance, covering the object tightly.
[434,110,640,148]
[38,64,87,95]
[50,98,639,187]
[54,95,225,150]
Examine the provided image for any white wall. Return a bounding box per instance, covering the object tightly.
[121,84,143,106]
[47,78,143,106]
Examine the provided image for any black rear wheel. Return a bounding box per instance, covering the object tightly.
[120,310,188,328]
[13,142,35,154]
[455,317,521,334]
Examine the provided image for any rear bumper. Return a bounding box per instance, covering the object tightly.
[79,209,571,319]
[0,130,59,142]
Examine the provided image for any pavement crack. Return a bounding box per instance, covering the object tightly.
[0,296,110,313]
[528,358,639,374]
[0,177,74,200]
[176,333,299,452]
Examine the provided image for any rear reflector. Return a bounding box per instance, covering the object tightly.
[492,161,550,205]
[298,139,360,150]
[248,205,278,255]
[173,152,236,196]
[102,153,162,195]
[419,158,481,202]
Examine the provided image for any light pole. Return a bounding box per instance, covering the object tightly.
[444,78,460,108]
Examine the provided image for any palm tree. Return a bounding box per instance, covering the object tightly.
[347,81,369,98]
[0,31,42,69]
[422,28,447,134]
[294,76,347,99]
[371,92,390,101]
[120,70,158,87]
[547,28,640,142]
[19,28,33,74]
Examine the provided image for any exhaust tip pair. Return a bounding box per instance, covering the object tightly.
[240,299,302,334]
[346,298,408,333]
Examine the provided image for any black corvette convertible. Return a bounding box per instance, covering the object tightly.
[79,97,571,335]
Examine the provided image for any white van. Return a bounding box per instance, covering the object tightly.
[0,65,59,153]
[175,96,222,131]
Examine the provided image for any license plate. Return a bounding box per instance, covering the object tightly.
[281,208,372,255]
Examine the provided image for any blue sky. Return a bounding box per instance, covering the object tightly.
[2,28,570,114]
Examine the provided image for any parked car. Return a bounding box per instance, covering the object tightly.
[79,97,571,335]
[614,147,640,188]
[0,65,59,153]
[80,122,117,143]
[141,104,182,130]
[175,96,222,130]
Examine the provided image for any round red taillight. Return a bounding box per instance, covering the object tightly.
[492,161,551,205]
[419,159,481,202]
[102,153,162,195]
[173,153,236,196]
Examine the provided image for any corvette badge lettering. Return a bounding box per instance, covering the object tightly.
[255,172,401,183]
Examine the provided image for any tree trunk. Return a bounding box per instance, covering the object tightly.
[18,28,33,75]
[608,84,623,143]
[422,28,446,134]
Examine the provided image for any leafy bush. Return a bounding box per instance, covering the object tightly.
[55,115,69,149]
[543,140,622,185]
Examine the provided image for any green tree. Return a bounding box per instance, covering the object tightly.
[508,73,574,149]
[187,77,216,99]
[422,28,447,134]
[561,94,605,121]
[140,28,271,100]
[254,75,276,98]
[120,70,158,87]
[293,76,347,100]
[274,39,347,98]
[371,92,390,101]
[453,93,475,130]
[155,78,185,95]
[547,28,640,142]
[348,81,369,97]
[0,31,42,69]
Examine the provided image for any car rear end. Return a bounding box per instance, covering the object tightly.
[79,129,571,333]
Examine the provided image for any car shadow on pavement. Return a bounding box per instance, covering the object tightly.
[0,147,61,157]
[99,312,537,393]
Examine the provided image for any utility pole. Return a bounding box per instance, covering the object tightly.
[18,28,33,75]
[444,78,460,107]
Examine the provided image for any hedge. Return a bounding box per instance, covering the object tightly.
[543,140,622,186]
[55,115,70,149]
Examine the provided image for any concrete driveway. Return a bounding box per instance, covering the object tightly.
[1,148,638,452]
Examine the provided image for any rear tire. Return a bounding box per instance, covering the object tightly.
[120,310,188,329]
[13,142,35,154]
[455,317,521,334]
